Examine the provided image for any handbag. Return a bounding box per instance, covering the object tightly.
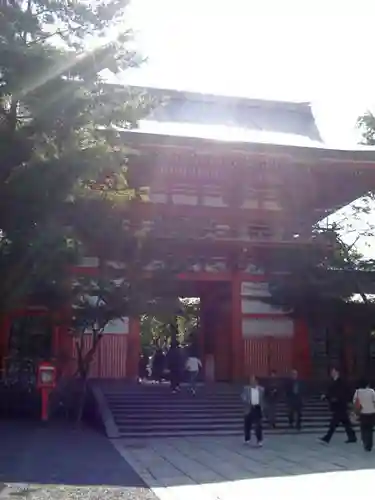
[349,409,358,425]
[353,390,362,415]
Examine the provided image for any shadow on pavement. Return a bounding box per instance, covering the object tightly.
[0,420,147,488]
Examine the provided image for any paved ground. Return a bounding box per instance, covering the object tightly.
[114,433,375,500]
[3,420,375,500]
[0,420,157,499]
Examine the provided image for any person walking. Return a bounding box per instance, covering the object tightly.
[138,353,148,383]
[265,370,279,428]
[167,342,182,393]
[353,378,375,451]
[185,354,202,395]
[152,348,165,383]
[319,367,357,445]
[285,369,303,430]
[241,374,265,447]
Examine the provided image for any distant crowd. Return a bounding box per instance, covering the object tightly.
[138,341,201,394]
[139,349,375,453]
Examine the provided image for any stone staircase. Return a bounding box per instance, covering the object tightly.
[93,382,357,438]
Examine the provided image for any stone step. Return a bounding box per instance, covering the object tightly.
[109,397,324,403]
[94,383,356,439]
[105,392,324,399]
[106,394,328,407]
[115,422,333,432]
[114,420,332,430]
[111,409,331,417]
[113,412,333,421]
[107,398,328,405]
[105,393,325,400]
[115,427,358,438]
[107,404,330,412]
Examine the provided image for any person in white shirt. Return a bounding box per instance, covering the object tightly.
[241,375,264,446]
[185,354,202,395]
[353,379,375,451]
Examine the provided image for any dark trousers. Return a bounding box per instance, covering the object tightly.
[360,413,375,451]
[267,400,277,427]
[322,408,356,443]
[244,405,263,443]
[287,400,302,429]
[170,369,180,391]
[187,370,198,392]
[152,368,163,382]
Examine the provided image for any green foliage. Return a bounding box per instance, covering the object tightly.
[140,298,200,348]
[255,224,375,317]
[0,0,157,314]
[177,298,200,342]
[69,262,184,375]
[358,113,375,145]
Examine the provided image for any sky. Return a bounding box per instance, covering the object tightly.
[127,0,375,146]
[123,0,375,256]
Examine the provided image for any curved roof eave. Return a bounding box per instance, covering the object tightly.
[115,128,375,165]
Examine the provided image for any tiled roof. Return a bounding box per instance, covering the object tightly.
[138,86,323,146]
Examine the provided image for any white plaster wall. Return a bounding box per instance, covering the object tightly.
[242,199,259,209]
[103,318,129,334]
[107,261,127,270]
[149,193,168,203]
[79,257,99,268]
[241,299,285,315]
[172,194,198,205]
[242,318,294,338]
[84,317,129,335]
[262,200,281,211]
[202,196,226,207]
[241,281,270,297]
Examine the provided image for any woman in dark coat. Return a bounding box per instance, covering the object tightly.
[152,348,165,383]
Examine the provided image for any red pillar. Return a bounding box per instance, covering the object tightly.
[231,273,243,382]
[126,317,140,380]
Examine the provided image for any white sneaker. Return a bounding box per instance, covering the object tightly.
[257,441,263,447]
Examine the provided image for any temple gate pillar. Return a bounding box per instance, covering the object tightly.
[293,318,311,379]
[231,272,243,382]
[126,317,140,380]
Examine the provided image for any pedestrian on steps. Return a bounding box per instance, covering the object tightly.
[265,370,279,428]
[167,342,182,393]
[138,353,148,383]
[185,354,202,395]
[241,374,264,447]
[152,348,165,383]
[353,378,375,451]
[285,369,303,431]
[319,367,357,445]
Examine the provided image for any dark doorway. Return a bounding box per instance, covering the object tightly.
[5,314,53,387]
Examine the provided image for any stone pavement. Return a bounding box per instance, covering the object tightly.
[0,420,157,499]
[114,433,375,500]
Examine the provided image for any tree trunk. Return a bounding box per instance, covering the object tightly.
[75,332,103,424]
[340,240,372,374]
[170,318,178,346]
[76,373,88,425]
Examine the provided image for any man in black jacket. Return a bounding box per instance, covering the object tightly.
[320,367,357,444]
[266,370,279,428]
[285,369,303,430]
